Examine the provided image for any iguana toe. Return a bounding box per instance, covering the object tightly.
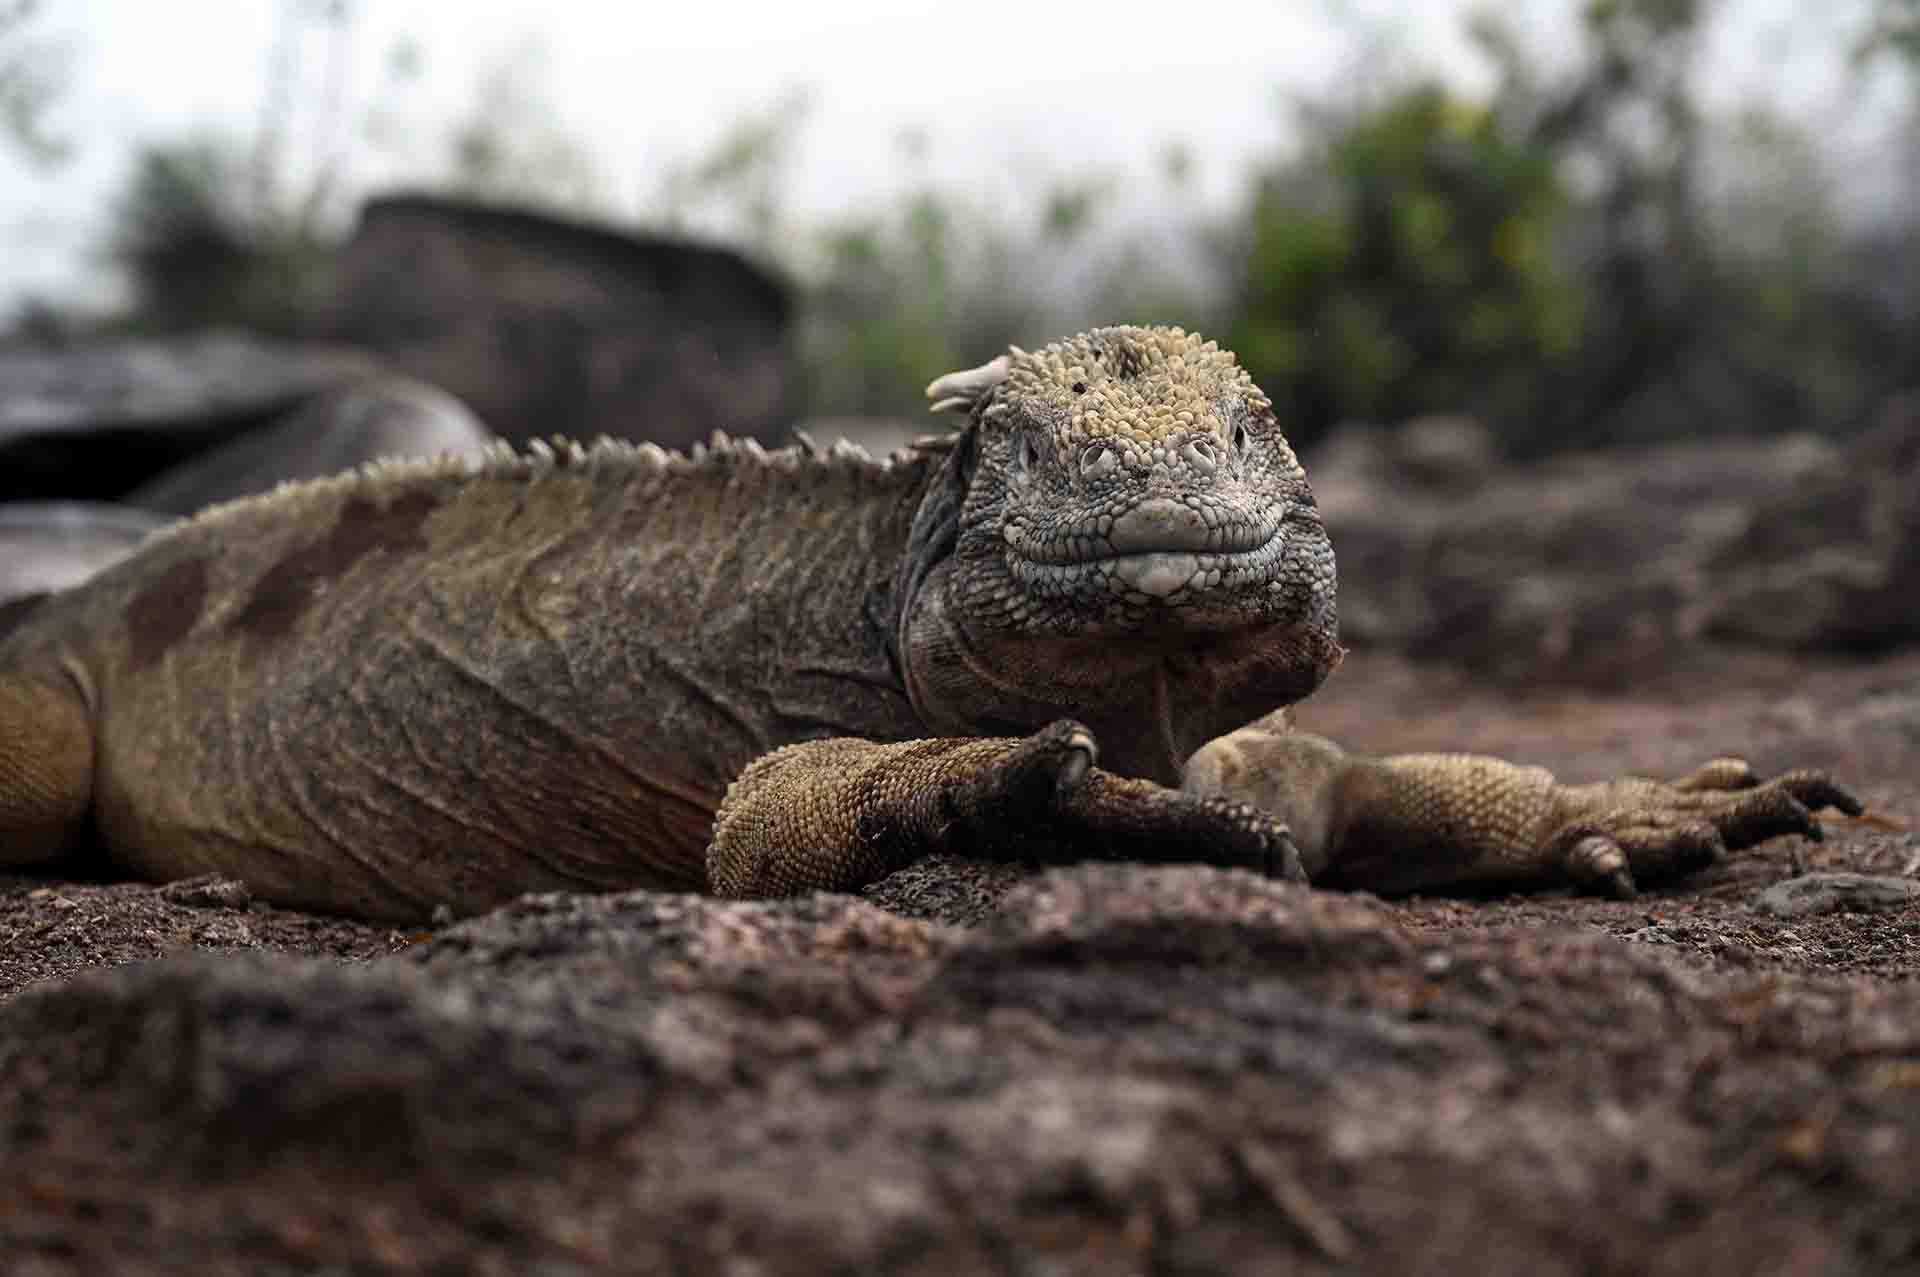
[1055,724,1097,791]
[964,720,1102,819]
[1775,770,1863,819]
[1669,757,1760,793]
[1715,785,1824,849]
[1560,832,1637,899]
[1203,797,1304,883]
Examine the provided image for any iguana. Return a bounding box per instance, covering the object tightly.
[0,326,1859,922]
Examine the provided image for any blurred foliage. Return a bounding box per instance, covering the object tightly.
[791,165,1216,417]
[641,94,1209,418]
[629,0,1920,446]
[654,86,814,254]
[67,0,1920,452]
[106,139,335,335]
[798,179,1046,418]
[1223,84,1581,447]
[445,38,605,212]
[0,0,69,166]
[100,14,605,338]
[1217,0,1920,453]
[100,2,358,336]
[1858,0,1920,65]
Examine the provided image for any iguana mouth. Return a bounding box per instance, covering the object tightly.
[1002,497,1283,567]
[1004,528,1291,600]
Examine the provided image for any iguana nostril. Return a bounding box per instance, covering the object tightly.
[1183,439,1218,475]
[1108,498,1212,554]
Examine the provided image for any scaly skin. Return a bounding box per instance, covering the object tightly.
[0,326,1858,921]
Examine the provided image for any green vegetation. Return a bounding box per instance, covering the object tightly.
[1225,84,1581,449]
[25,0,1920,453]
[106,140,335,335]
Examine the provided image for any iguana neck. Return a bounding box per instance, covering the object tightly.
[902,576,1310,785]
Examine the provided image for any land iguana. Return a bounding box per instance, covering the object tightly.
[0,326,1860,921]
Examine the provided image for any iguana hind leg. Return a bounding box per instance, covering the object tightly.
[0,675,94,865]
[708,720,1300,898]
[1185,713,1862,898]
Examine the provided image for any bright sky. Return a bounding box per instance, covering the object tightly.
[0,0,1904,318]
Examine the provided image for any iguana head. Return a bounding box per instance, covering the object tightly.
[903,325,1341,777]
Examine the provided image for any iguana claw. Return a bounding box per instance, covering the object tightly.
[1549,762,1863,896]
[981,721,1303,881]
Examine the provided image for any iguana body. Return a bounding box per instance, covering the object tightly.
[0,327,1857,921]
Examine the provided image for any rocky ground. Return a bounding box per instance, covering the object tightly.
[4,646,1918,1275]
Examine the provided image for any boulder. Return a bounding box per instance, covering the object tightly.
[127,374,492,518]
[0,333,373,503]
[318,193,794,450]
[0,502,166,602]
[1315,404,1920,683]
[0,371,492,602]
[4,862,1920,1274]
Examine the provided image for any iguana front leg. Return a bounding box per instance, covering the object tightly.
[708,720,1301,898]
[1183,712,1862,898]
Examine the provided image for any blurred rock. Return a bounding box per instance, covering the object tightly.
[319,193,794,450]
[0,373,493,604]
[1753,872,1920,918]
[0,502,167,602]
[0,333,374,503]
[6,861,1920,1274]
[1315,404,1920,684]
[1703,393,1920,650]
[127,374,492,518]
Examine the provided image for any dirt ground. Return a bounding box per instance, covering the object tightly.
[3,645,1919,1274]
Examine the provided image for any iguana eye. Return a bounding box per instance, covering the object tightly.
[1232,422,1251,456]
[1080,445,1117,480]
[1015,433,1041,480]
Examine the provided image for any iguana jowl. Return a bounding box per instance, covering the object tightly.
[0,326,1859,921]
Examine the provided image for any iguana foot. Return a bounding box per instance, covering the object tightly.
[709,720,1301,897]
[1550,764,1862,898]
[1016,724,1305,882]
[1667,757,1760,793]
[873,718,1303,881]
[1187,721,1862,899]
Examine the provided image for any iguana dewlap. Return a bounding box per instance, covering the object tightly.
[0,326,1857,921]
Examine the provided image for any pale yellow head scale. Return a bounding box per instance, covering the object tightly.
[930,326,1273,459]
